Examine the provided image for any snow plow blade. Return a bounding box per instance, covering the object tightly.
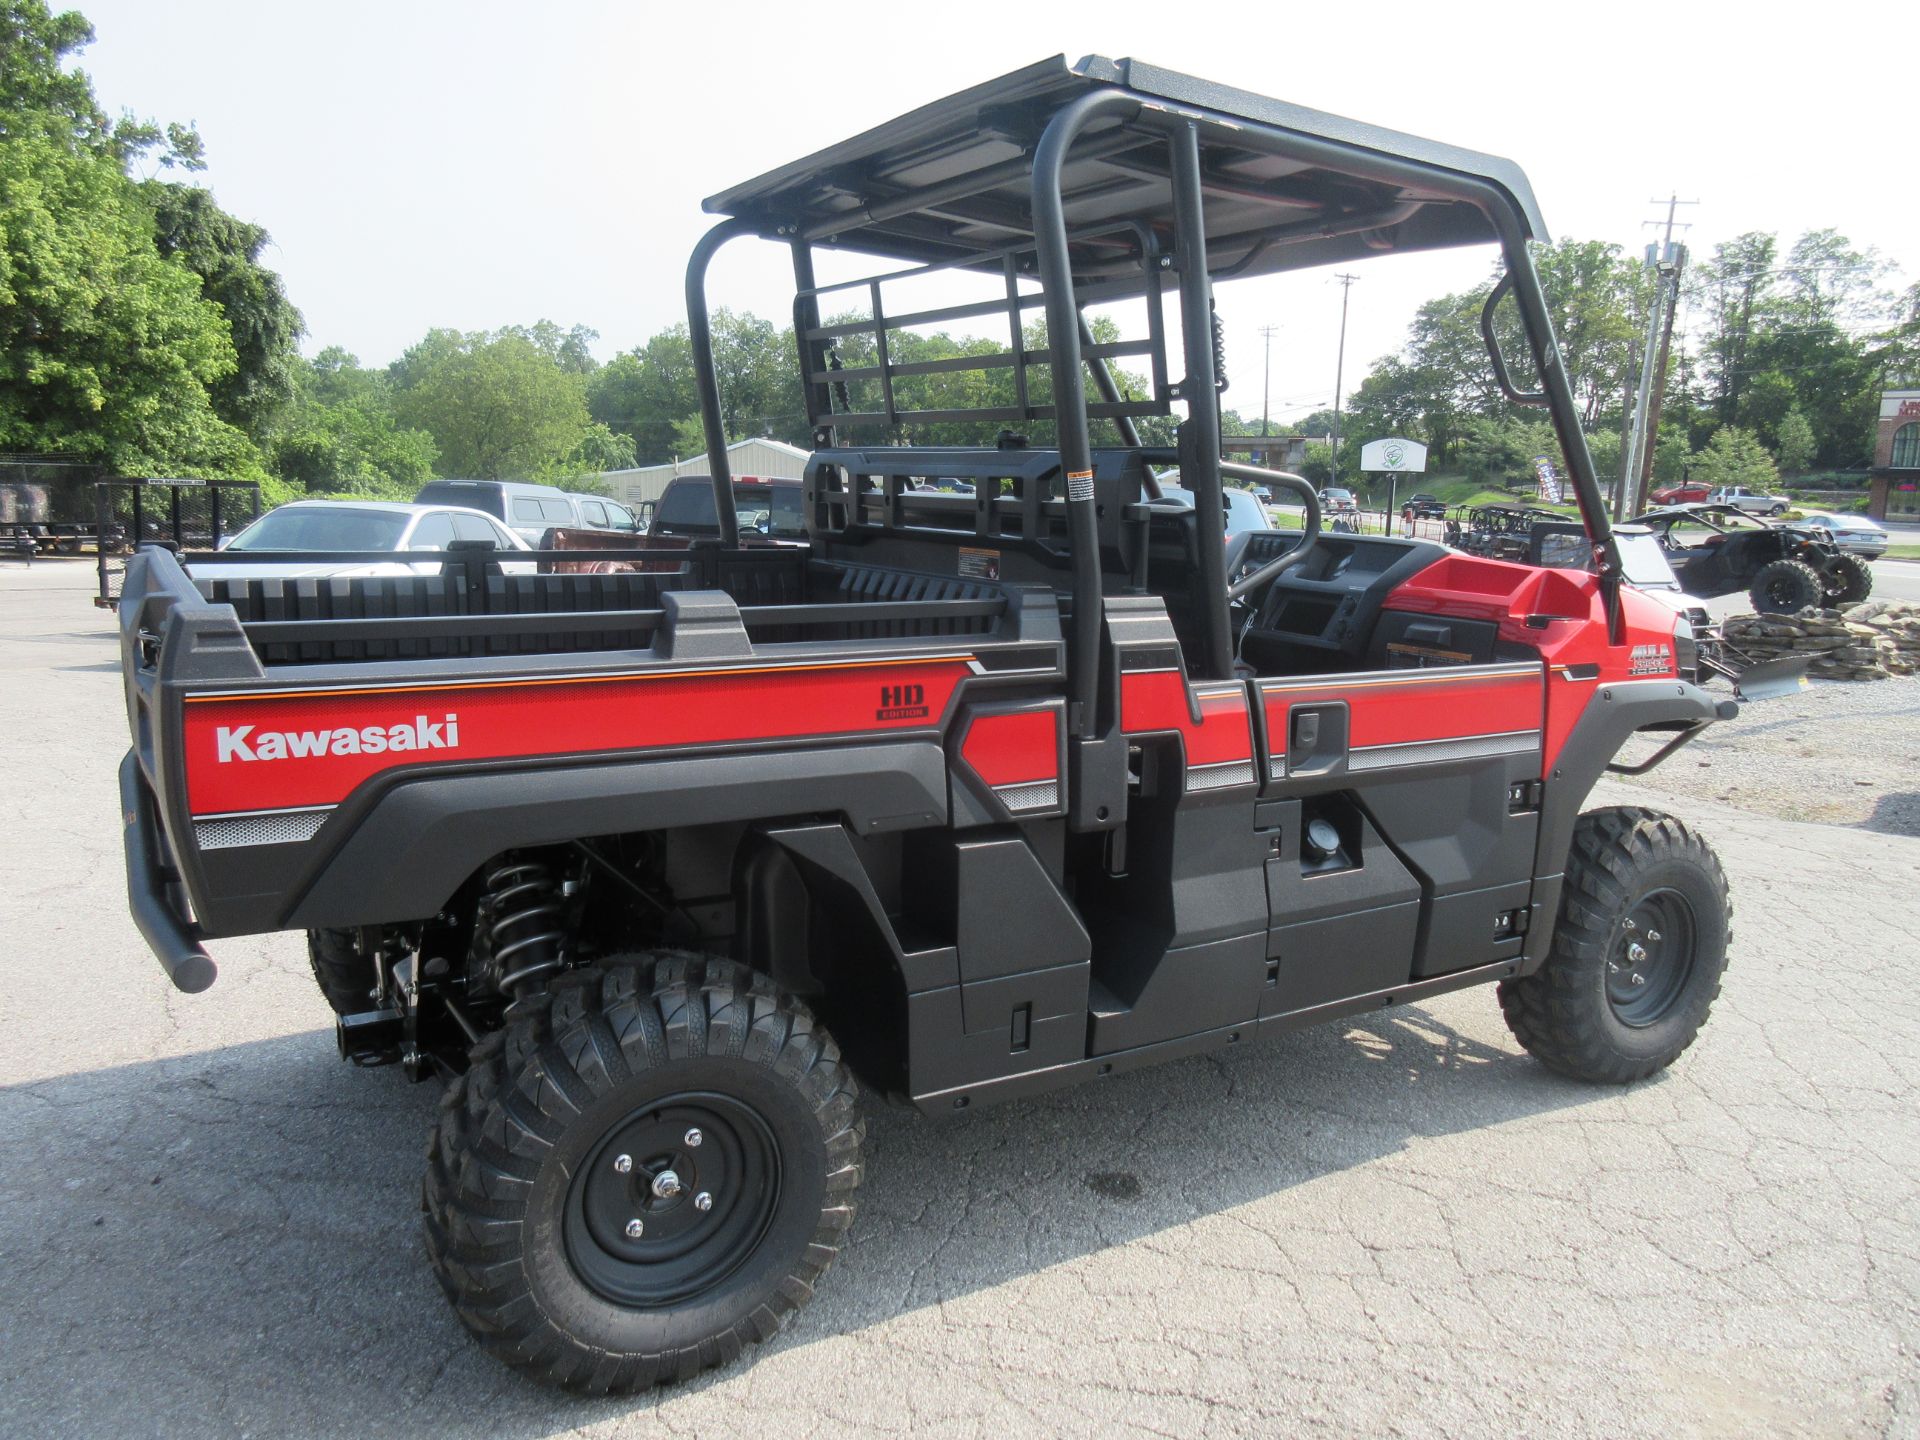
[1733,653,1811,702]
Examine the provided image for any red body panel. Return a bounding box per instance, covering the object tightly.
[1118,670,1255,768]
[1385,554,1683,770]
[959,707,1060,787]
[1257,668,1543,752]
[182,655,976,816]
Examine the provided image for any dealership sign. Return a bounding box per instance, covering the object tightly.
[1359,437,1428,473]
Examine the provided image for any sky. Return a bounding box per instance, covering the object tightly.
[68,0,1917,435]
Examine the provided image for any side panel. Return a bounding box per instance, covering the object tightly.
[282,741,952,932]
[182,653,978,819]
[1256,662,1545,784]
[902,829,1092,1101]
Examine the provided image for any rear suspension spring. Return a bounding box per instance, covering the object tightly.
[483,857,567,995]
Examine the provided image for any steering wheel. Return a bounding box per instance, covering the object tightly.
[1221,464,1322,603]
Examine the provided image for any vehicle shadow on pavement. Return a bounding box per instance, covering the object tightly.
[1858,790,1920,838]
[0,1003,1604,1436]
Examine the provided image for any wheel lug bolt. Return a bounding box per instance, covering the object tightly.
[694,1191,713,1213]
[612,1154,633,1174]
[1631,973,1646,986]
[684,1128,703,1148]
[625,1218,644,1238]
[1646,930,1662,942]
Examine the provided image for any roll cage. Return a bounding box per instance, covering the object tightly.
[684,53,1620,740]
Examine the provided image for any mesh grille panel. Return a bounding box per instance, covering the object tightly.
[1185,760,1257,791]
[995,780,1060,812]
[195,809,329,850]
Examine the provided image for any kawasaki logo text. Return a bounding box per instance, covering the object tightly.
[214,714,460,763]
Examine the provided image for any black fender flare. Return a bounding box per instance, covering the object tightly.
[284,741,949,929]
[1521,679,1731,973]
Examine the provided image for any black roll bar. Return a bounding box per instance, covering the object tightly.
[1167,120,1234,680]
[1032,88,1140,737]
[1222,464,1322,602]
[1478,275,1547,408]
[687,217,760,541]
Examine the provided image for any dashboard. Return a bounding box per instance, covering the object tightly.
[1229,530,1450,663]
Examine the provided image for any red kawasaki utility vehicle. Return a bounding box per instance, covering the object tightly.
[118,56,1736,1393]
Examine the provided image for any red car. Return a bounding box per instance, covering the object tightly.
[1649,481,1708,505]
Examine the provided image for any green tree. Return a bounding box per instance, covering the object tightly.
[396,332,590,479]
[1,0,202,170]
[1695,231,1779,425]
[588,335,698,463]
[268,350,436,495]
[541,420,635,480]
[0,116,258,475]
[1690,426,1778,492]
[1,1,273,476]
[140,181,303,433]
[1774,407,1816,474]
[1650,424,1690,486]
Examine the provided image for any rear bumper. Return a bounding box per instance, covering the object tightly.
[119,751,216,993]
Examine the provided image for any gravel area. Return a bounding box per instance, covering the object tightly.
[1612,672,1920,836]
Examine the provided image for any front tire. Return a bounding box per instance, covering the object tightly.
[423,955,863,1393]
[1748,557,1823,614]
[1825,553,1873,605]
[1499,808,1730,1084]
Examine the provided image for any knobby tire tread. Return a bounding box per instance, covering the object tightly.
[422,953,863,1394]
[1499,807,1730,1084]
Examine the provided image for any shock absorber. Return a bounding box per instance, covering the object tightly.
[482,856,567,995]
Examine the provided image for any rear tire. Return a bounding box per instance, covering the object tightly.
[1825,553,1873,605]
[1499,807,1730,1084]
[423,954,862,1394]
[306,928,376,1015]
[1747,557,1822,614]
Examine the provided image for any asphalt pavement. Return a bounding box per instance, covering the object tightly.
[2,560,1916,1439]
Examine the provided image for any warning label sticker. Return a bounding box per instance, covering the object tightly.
[958,547,1001,580]
[1067,469,1094,502]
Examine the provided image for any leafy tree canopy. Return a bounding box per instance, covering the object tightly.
[395,331,591,480]
[1690,426,1779,492]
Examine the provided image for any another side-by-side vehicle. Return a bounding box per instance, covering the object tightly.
[118,56,1739,1394]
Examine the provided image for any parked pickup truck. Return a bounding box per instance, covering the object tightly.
[1705,485,1788,516]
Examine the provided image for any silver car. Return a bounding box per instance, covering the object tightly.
[1795,512,1888,559]
[211,501,538,578]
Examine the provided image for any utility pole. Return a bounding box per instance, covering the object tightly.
[1258,324,1280,436]
[1329,274,1358,473]
[1617,195,1697,518]
[1635,246,1688,509]
[1632,195,1696,510]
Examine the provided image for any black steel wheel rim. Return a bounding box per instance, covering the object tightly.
[1607,888,1698,1027]
[564,1091,781,1309]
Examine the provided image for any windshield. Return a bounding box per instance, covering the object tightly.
[1616,532,1680,588]
[228,507,410,552]
[656,481,805,538]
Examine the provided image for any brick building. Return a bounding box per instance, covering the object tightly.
[1868,389,1920,521]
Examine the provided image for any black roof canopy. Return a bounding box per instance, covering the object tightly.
[703,55,1550,283]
